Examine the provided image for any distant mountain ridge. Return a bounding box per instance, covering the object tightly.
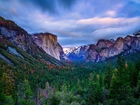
[1,16,140,63]
[0,16,68,63]
[65,32,140,62]
[64,46,89,61]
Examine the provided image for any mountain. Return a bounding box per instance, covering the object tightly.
[63,47,77,55]
[32,33,68,61]
[0,16,33,53]
[1,16,140,64]
[86,35,140,62]
[65,33,140,62]
[64,46,89,61]
[0,16,65,65]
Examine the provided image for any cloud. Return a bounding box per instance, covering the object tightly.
[18,0,77,14]
[77,17,139,26]
[57,17,140,47]
[106,11,116,17]
[58,0,77,8]
[91,18,140,41]
[0,0,140,47]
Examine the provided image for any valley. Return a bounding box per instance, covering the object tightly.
[0,16,140,105]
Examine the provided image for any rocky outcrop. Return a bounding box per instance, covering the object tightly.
[0,16,67,63]
[66,32,140,62]
[96,39,113,48]
[86,35,140,62]
[32,33,68,61]
[0,53,14,66]
[0,16,37,54]
[7,46,24,58]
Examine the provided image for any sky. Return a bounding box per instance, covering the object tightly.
[0,0,140,47]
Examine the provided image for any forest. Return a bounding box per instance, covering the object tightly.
[0,53,140,105]
[0,0,140,104]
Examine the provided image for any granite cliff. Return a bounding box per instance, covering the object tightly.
[0,16,67,64]
[32,33,68,61]
[66,33,140,62]
[86,35,140,62]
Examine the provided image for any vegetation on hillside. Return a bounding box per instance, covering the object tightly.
[0,39,140,105]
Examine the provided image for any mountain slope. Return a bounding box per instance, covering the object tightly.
[66,33,140,62]
[0,16,64,65]
[32,33,68,61]
[65,46,89,61]
[86,35,140,62]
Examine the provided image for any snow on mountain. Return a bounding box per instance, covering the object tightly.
[63,47,78,55]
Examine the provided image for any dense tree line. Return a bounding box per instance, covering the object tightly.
[0,55,140,105]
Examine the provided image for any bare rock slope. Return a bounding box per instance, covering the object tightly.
[32,33,68,61]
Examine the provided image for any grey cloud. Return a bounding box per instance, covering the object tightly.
[59,0,77,8]
[20,0,56,14]
[59,36,94,47]
[91,20,140,41]
[19,0,77,14]
[19,16,140,47]
[0,0,140,47]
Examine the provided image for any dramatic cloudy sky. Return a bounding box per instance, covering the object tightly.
[0,0,140,47]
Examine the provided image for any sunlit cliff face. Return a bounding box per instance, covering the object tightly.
[32,33,63,60]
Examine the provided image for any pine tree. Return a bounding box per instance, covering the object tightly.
[109,56,126,99]
[47,85,84,105]
[134,61,140,87]
[88,73,102,105]
[108,56,136,104]
[104,64,112,89]
[0,67,5,104]
[17,79,34,105]
[136,72,140,99]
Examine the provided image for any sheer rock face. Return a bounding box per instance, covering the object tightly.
[86,35,140,62]
[32,33,68,61]
[66,33,140,62]
[0,16,68,62]
[86,45,98,62]
[96,39,113,48]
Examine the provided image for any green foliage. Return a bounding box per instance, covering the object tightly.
[0,62,5,104]
[47,85,85,105]
[108,56,140,105]
[104,64,112,89]
[17,79,34,105]
[1,40,140,105]
[87,73,103,105]
[5,95,15,105]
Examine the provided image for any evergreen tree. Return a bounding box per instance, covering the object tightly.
[88,73,102,105]
[17,79,34,105]
[108,56,136,105]
[104,64,112,89]
[135,72,140,99]
[5,95,15,105]
[47,85,84,105]
[134,61,140,87]
[0,67,5,104]
[109,56,126,98]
